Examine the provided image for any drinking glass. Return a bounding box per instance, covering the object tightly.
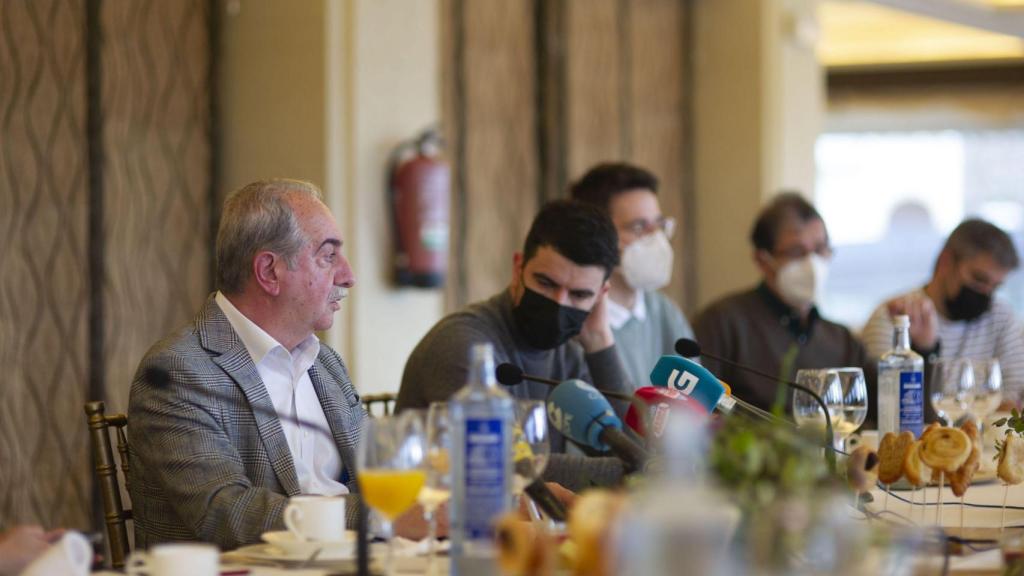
[792,369,843,445]
[968,358,1002,425]
[420,402,451,574]
[512,400,550,518]
[833,367,868,450]
[929,358,975,426]
[357,412,426,575]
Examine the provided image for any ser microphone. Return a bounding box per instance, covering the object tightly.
[545,379,650,473]
[674,338,836,470]
[496,362,632,402]
[624,386,708,439]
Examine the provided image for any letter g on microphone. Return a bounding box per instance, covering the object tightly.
[667,368,699,395]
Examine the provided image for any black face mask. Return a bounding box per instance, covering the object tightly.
[512,286,590,350]
[946,284,992,321]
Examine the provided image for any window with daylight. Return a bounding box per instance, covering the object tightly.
[815,128,1024,330]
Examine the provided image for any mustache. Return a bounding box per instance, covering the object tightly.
[329,286,349,302]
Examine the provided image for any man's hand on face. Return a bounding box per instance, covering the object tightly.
[886,294,938,351]
[576,287,614,354]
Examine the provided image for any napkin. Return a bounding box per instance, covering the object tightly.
[20,531,91,576]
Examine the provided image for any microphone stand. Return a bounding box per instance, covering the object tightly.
[695,351,837,472]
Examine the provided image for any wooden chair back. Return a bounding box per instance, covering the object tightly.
[84,401,131,569]
[361,393,397,417]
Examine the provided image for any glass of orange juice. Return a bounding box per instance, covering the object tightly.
[357,413,426,575]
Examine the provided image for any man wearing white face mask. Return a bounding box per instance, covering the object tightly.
[694,193,870,415]
[571,163,695,390]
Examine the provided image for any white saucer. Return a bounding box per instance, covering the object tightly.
[259,530,356,560]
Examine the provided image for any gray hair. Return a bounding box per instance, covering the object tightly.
[942,218,1020,270]
[215,178,324,294]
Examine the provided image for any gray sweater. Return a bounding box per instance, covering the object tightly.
[612,290,695,389]
[397,290,632,490]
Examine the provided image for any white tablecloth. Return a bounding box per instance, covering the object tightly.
[866,479,1024,574]
[867,477,1024,529]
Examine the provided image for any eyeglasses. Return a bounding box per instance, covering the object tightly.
[621,216,677,240]
[773,244,833,261]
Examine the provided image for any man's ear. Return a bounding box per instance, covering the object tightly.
[512,252,524,283]
[253,251,282,296]
[753,249,773,276]
[935,248,955,274]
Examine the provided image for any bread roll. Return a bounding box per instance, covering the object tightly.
[847,446,880,493]
[998,433,1024,485]
[950,421,981,497]
[903,440,932,487]
[568,490,626,576]
[495,514,554,576]
[878,431,914,485]
[920,427,971,473]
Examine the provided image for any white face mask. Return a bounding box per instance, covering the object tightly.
[621,231,674,291]
[775,254,828,308]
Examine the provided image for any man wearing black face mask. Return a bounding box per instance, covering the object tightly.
[395,201,631,489]
[863,219,1024,417]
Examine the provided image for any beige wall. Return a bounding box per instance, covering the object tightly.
[340,0,445,395]
[692,0,824,310]
[221,0,444,395]
[221,0,828,386]
[221,1,328,191]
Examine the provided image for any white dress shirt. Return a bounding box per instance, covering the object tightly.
[606,289,648,331]
[215,292,349,495]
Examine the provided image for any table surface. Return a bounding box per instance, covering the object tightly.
[92,480,1024,575]
[866,476,1024,574]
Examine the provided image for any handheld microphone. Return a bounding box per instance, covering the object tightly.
[674,338,837,471]
[649,356,734,414]
[545,380,650,472]
[495,362,632,402]
[649,355,795,426]
[624,386,708,439]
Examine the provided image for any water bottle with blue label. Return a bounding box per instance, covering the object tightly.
[877,314,925,438]
[449,343,514,575]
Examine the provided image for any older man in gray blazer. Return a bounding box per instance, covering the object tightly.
[128,179,370,550]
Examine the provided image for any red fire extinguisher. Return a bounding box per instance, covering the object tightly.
[388,127,450,288]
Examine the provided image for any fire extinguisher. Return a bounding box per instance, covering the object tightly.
[388,127,450,288]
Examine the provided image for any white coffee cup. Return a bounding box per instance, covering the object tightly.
[284,495,347,542]
[20,531,92,576]
[126,542,218,576]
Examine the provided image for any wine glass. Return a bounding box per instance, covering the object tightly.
[792,369,844,446]
[420,402,451,573]
[968,358,1002,426]
[356,412,426,575]
[929,358,975,426]
[512,400,550,518]
[833,367,868,451]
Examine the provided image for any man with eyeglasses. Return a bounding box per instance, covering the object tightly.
[570,163,694,390]
[693,192,870,414]
[862,219,1024,415]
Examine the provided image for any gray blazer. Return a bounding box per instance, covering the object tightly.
[128,296,365,550]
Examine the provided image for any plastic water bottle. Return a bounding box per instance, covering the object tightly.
[877,315,924,438]
[449,343,514,575]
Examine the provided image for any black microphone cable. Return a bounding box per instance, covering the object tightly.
[676,338,838,471]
